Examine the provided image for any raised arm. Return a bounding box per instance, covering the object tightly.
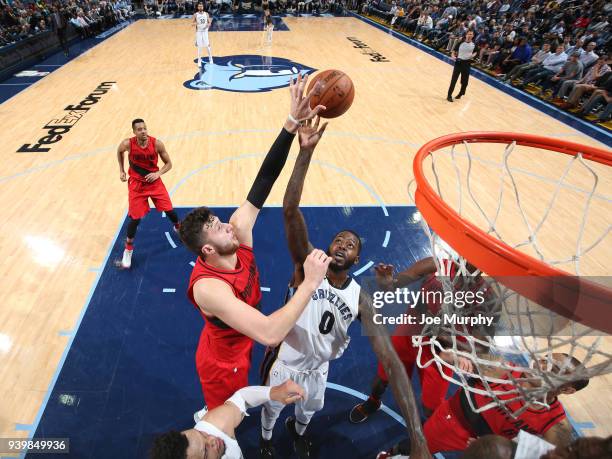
[229,75,326,247]
[194,249,331,346]
[283,117,328,272]
[375,257,437,291]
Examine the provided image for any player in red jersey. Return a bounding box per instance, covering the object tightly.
[350,257,482,422]
[376,353,589,457]
[116,118,181,269]
[179,75,330,413]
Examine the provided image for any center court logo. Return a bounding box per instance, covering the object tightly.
[183,55,316,93]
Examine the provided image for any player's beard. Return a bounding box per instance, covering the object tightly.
[328,255,355,272]
[214,240,239,256]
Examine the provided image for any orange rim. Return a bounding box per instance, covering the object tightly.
[413,132,612,333]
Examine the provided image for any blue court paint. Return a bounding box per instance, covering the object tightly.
[350,12,612,148]
[57,330,73,337]
[189,261,196,266]
[28,206,441,459]
[88,267,101,272]
[14,424,33,432]
[383,230,391,247]
[326,382,406,426]
[22,213,127,459]
[162,288,176,293]
[164,231,178,248]
[566,412,596,437]
[353,260,374,276]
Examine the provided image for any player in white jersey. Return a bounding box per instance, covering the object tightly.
[259,117,366,459]
[150,380,305,459]
[193,2,212,67]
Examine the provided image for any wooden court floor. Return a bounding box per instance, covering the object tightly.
[0,16,610,452]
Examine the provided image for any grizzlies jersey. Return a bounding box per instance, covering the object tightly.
[195,12,209,32]
[277,277,360,370]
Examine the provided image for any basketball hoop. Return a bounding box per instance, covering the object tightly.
[409,132,612,417]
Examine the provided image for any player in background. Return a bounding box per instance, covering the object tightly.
[193,2,212,67]
[116,118,181,269]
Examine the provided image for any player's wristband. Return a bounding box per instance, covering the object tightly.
[287,114,300,126]
[226,386,272,415]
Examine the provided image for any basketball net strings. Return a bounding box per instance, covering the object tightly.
[407,140,612,417]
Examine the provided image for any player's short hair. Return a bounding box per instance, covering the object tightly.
[462,435,515,459]
[179,206,214,257]
[132,118,145,130]
[333,229,362,254]
[150,430,188,459]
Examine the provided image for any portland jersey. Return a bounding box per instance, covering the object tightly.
[468,372,566,438]
[195,12,209,32]
[278,277,360,370]
[187,244,262,360]
[128,136,159,181]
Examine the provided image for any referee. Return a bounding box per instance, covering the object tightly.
[447,30,476,102]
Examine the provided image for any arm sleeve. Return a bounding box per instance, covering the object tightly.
[226,386,272,415]
[246,127,296,209]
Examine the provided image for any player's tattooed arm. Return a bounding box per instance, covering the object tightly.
[543,418,572,447]
[375,257,437,291]
[283,118,327,281]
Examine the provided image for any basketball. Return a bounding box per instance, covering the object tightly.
[307,70,355,119]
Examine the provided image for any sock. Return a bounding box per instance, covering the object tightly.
[207,46,213,62]
[197,47,201,62]
[261,405,277,441]
[125,241,134,251]
[262,427,273,441]
[295,419,308,436]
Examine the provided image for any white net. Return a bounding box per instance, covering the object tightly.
[408,136,612,418]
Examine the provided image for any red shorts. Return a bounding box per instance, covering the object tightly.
[195,329,253,409]
[127,177,173,220]
[423,395,472,453]
[377,335,452,412]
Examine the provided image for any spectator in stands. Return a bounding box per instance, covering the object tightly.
[518,43,567,88]
[562,64,612,109]
[499,43,551,81]
[580,41,600,67]
[557,56,610,104]
[539,51,584,96]
[498,37,532,74]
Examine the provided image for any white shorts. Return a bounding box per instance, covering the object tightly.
[263,359,329,425]
[195,30,209,47]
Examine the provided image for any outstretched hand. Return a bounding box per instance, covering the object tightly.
[374,263,395,290]
[298,116,328,152]
[270,380,306,405]
[289,74,326,124]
